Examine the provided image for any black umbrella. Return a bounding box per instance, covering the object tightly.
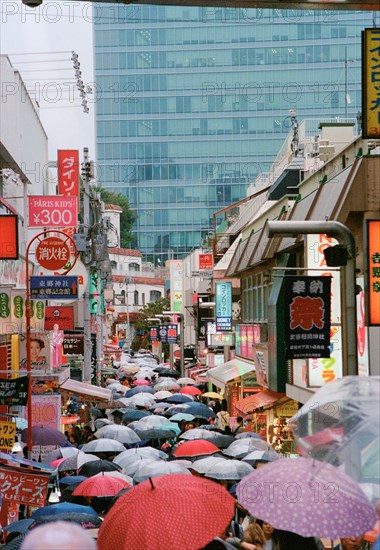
[162,394,193,404]
[122,410,152,422]
[78,459,122,477]
[135,428,178,440]
[157,369,180,378]
[124,387,154,398]
[31,512,102,529]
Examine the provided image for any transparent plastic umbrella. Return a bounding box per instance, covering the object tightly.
[94,425,141,445]
[133,461,190,483]
[113,447,167,469]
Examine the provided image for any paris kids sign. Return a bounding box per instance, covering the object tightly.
[284,276,331,360]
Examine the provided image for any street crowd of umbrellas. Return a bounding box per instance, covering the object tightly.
[3,352,379,550]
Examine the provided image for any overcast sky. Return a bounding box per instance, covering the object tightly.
[0,0,96,162]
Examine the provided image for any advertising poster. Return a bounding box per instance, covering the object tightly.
[215,282,232,332]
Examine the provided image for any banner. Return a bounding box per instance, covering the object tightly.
[158,324,178,344]
[63,333,84,355]
[284,276,331,359]
[58,150,80,199]
[362,28,380,139]
[45,306,74,330]
[0,466,50,507]
[0,376,28,406]
[215,282,232,332]
[0,215,18,260]
[367,220,380,325]
[149,326,159,342]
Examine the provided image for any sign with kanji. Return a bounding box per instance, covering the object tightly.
[63,333,84,355]
[0,421,16,450]
[36,237,70,271]
[149,327,158,342]
[0,215,18,260]
[284,276,331,359]
[216,282,232,332]
[44,306,74,330]
[30,276,78,300]
[0,466,50,507]
[0,376,28,406]
[367,220,380,325]
[158,324,178,344]
[362,28,380,139]
[28,196,78,228]
[199,254,214,270]
[58,149,80,199]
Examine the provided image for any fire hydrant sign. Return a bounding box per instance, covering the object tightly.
[0,467,50,507]
[28,196,78,228]
[30,276,78,300]
[36,237,70,271]
[0,421,16,450]
[284,276,331,359]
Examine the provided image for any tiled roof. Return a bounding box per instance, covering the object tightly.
[105,204,123,212]
[108,248,142,257]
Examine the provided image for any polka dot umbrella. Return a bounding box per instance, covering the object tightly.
[97,474,235,550]
[236,457,377,539]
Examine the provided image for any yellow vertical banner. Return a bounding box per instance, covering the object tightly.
[362,28,380,139]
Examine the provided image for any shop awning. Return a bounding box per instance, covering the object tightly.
[235,390,285,416]
[59,379,112,402]
[206,358,255,390]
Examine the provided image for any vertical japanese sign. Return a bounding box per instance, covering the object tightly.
[284,276,331,360]
[0,215,18,260]
[0,421,16,450]
[367,220,380,325]
[169,260,183,313]
[58,150,80,199]
[216,282,232,332]
[149,327,158,342]
[362,28,380,139]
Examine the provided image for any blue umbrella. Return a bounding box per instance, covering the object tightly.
[170,413,196,423]
[124,386,154,398]
[162,394,193,404]
[59,475,88,486]
[32,502,98,518]
[4,518,34,534]
[123,410,152,422]
[168,403,216,419]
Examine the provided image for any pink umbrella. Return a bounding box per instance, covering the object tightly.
[50,457,67,468]
[134,380,151,386]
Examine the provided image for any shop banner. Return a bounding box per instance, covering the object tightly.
[284,276,331,359]
[29,394,61,430]
[308,326,342,386]
[0,421,16,450]
[159,324,178,344]
[367,220,380,325]
[0,376,28,406]
[253,344,269,388]
[362,29,380,139]
[149,327,159,342]
[44,306,74,330]
[0,466,50,507]
[0,215,18,260]
[57,149,80,199]
[199,254,213,270]
[356,277,369,376]
[63,333,84,355]
[216,282,232,332]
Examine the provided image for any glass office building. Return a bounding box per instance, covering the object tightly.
[94,7,373,261]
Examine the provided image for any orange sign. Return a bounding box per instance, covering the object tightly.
[0,215,18,260]
[199,254,213,270]
[368,220,380,325]
[36,237,70,270]
[0,467,50,507]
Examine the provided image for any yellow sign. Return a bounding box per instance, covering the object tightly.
[0,421,16,450]
[276,401,299,418]
[362,28,380,139]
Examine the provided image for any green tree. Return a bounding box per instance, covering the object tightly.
[94,185,137,248]
[132,297,170,352]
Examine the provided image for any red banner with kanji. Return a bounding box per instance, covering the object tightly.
[58,150,79,199]
[0,466,50,507]
[284,275,331,360]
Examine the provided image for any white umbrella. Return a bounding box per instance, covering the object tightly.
[128,394,156,408]
[95,425,141,445]
[223,439,271,459]
[190,457,223,475]
[153,390,173,400]
[177,377,196,386]
[154,380,181,392]
[133,461,190,483]
[113,447,167,469]
[130,415,169,429]
[107,382,125,391]
[81,438,126,454]
[94,419,114,430]
[122,457,162,477]
[44,446,79,463]
[92,471,133,485]
[242,450,280,465]
[58,452,100,472]
[204,459,254,480]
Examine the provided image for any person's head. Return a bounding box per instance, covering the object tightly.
[244,521,266,549]
[236,417,243,426]
[20,521,97,550]
[30,338,44,360]
[255,520,275,541]
[184,422,196,432]
[340,536,365,550]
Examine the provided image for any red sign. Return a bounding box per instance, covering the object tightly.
[0,467,50,506]
[45,306,74,330]
[368,220,380,325]
[199,254,213,270]
[0,215,18,260]
[28,196,78,228]
[58,149,79,198]
[36,237,70,270]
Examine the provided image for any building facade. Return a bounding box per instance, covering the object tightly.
[94,7,373,262]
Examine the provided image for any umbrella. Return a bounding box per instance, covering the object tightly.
[32,502,98,519]
[78,459,122,477]
[92,471,133,485]
[122,410,152,423]
[180,403,216,419]
[242,449,280,465]
[59,475,88,486]
[58,452,100,472]
[202,392,223,399]
[173,440,220,458]
[180,429,234,449]
[81,438,126,454]
[170,413,196,423]
[121,457,163,478]
[133,379,151,386]
[3,519,34,534]
[129,414,171,429]
[31,512,102,529]
[162,394,194,404]
[177,377,196,385]
[133,460,191,483]
[135,427,179,440]
[97,474,235,550]
[235,432,263,440]
[73,474,131,497]
[125,386,154,397]
[157,369,180,378]
[94,425,141,445]
[127,394,156,408]
[43,446,79,463]
[237,457,377,539]
[2,533,25,549]
[289,375,380,482]
[223,438,271,459]
[113,447,168,469]
[20,426,68,446]
[191,456,226,474]
[154,380,181,392]
[49,457,67,468]
[197,457,253,480]
[170,459,193,468]
[153,390,173,400]
[179,386,202,396]
[107,382,126,392]
[94,419,114,429]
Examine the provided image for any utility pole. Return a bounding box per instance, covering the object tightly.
[82,147,93,383]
